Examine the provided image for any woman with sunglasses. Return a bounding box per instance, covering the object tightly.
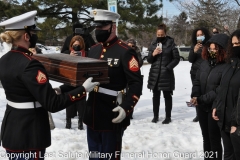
[190,33,229,160]
[212,29,240,160]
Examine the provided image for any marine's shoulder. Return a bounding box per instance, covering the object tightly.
[3,50,33,61]
[116,40,131,50]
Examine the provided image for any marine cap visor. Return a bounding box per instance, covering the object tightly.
[92,21,113,27]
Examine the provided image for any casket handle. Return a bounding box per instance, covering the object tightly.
[83,71,103,78]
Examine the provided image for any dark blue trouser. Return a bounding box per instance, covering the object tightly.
[87,126,124,160]
[6,149,45,160]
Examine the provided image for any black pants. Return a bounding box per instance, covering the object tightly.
[191,74,198,117]
[230,127,240,160]
[152,87,172,118]
[198,109,222,160]
[221,130,236,160]
[66,99,86,119]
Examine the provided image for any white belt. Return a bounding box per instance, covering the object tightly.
[7,100,42,109]
[93,86,126,97]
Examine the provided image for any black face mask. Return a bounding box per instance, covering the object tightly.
[72,45,81,51]
[95,25,112,43]
[28,33,38,48]
[232,46,240,58]
[157,37,165,42]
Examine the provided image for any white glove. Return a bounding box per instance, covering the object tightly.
[53,87,61,95]
[82,77,100,92]
[112,106,126,123]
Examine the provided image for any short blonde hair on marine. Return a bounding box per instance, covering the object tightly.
[0,30,25,44]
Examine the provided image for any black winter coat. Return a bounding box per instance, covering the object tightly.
[188,45,204,76]
[147,36,180,91]
[214,58,240,132]
[191,61,228,112]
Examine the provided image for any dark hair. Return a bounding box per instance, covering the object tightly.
[126,38,136,46]
[157,23,167,33]
[191,27,211,45]
[202,43,226,63]
[226,29,240,62]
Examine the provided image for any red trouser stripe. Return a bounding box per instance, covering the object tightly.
[35,150,39,160]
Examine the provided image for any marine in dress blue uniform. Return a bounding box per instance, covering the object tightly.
[0,10,98,160]
[83,9,143,160]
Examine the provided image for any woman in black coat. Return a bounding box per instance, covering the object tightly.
[147,23,180,124]
[189,27,211,122]
[61,35,87,130]
[212,29,240,160]
[191,34,229,160]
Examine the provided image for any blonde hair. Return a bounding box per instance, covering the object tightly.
[0,30,25,44]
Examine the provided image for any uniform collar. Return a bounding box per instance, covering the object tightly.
[101,36,118,48]
[12,45,33,56]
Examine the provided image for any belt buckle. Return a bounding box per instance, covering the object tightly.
[93,86,99,92]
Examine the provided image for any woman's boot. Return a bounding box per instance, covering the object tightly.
[65,118,71,129]
[152,97,160,123]
[162,97,172,124]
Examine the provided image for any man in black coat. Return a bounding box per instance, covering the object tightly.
[84,9,143,160]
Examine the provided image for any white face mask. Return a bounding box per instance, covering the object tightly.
[196,36,205,42]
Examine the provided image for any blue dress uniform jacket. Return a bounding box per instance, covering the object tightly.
[0,46,86,150]
[83,36,143,131]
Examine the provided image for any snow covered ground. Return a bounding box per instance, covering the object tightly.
[0,61,205,160]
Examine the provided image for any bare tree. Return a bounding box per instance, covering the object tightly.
[174,0,234,31]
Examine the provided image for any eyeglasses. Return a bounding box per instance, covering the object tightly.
[208,47,218,52]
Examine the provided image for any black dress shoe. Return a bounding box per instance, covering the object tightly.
[65,118,71,129]
[193,116,199,122]
[151,117,159,123]
[162,117,171,124]
[78,120,84,130]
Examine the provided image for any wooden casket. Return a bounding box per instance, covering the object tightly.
[32,53,109,86]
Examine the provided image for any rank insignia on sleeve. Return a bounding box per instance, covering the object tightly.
[129,56,139,72]
[36,70,47,84]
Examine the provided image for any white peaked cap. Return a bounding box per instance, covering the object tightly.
[90,9,120,26]
[0,10,40,31]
